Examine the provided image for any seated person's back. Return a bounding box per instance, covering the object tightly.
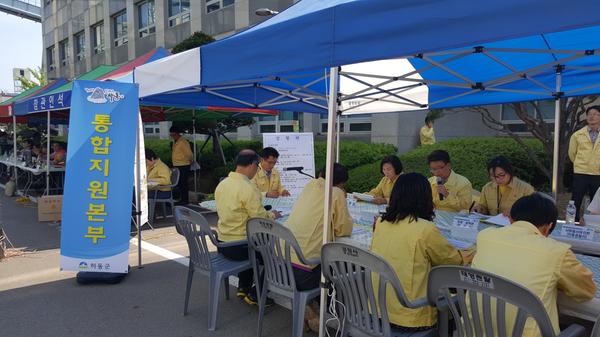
[286,163,353,270]
[472,193,596,337]
[371,172,471,329]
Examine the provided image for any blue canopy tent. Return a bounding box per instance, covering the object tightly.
[172,1,600,332]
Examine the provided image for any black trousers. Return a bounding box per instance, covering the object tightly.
[174,165,190,204]
[293,265,321,291]
[572,173,600,221]
[218,243,255,289]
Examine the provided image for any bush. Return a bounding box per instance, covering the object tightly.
[314,141,397,171]
[347,137,549,193]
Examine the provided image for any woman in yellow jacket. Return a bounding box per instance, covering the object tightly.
[474,156,534,216]
[363,155,403,205]
[371,172,472,330]
[146,149,172,199]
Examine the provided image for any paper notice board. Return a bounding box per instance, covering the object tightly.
[263,133,315,196]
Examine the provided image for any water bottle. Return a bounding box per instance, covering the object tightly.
[565,200,576,226]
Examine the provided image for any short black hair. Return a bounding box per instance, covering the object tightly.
[259,147,279,159]
[381,155,403,175]
[487,156,514,177]
[425,116,433,124]
[510,193,558,232]
[235,149,260,167]
[145,149,157,161]
[586,105,600,115]
[318,163,349,186]
[169,125,181,133]
[427,150,451,164]
[383,172,434,223]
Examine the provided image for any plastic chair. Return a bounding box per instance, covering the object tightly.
[149,168,179,227]
[591,317,600,337]
[321,242,437,337]
[174,206,252,331]
[246,218,321,337]
[427,266,586,337]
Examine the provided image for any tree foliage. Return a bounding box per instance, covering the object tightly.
[17,67,46,91]
[172,31,215,54]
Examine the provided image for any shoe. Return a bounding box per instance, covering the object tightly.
[236,287,250,299]
[243,288,274,307]
[304,303,320,333]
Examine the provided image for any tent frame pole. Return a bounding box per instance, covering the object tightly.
[192,112,197,194]
[336,113,340,162]
[12,114,17,190]
[136,112,143,268]
[319,67,339,337]
[552,66,563,198]
[46,110,50,195]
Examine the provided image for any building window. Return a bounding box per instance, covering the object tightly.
[280,125,294,132]
[92,23,104,54]
[74,31,85,61]
[168,0,190,27]
[260,124,276,133]
[321,123,345,133]
[501,100,555,122]
[206,0,234,13]
[59,39,70,66]
[349,123,372,132]
[138,0,156,38]
[47,45,55,70]
[113,11,128,47]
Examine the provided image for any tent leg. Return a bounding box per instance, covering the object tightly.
[551,68,562,198]
[136,113,143,268]
[12,115,17,191]
[319,67,339,337]
[336,113,341,162]
[193,114,197,194]
[46,110,50,195]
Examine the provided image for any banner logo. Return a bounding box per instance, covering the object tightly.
[85,87,125,104]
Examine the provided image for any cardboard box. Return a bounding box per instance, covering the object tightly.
[38,195,63,222]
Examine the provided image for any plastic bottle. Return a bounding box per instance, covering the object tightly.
[565,200,576,225]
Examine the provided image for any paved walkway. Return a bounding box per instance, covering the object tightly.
[0,194,316,337]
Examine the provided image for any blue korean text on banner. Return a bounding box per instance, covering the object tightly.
[60,80,139,273]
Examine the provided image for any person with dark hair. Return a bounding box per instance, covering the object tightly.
[145,149,172,199]
[286,162,353,332]
[427,150,473,212]
[568,105,600,221]
[419,116,436,146]
[474,156,534,215]
[51,142,66,165]
[371,172,472,330]
[364,155,403,205]
[251,146,290,198]
[472,193,596,337]
[215,149,281,305]
[169,125,193,205]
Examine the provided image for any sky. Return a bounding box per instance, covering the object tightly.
[0,12,42,94]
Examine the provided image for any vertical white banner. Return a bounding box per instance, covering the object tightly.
[134,114,148,225]
[263,133,315,196]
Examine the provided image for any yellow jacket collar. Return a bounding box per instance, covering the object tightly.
[229,171,250,181]
[511,220,545,237]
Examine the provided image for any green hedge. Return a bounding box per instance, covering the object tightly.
[314,142,397,171]
[347,137,549,193]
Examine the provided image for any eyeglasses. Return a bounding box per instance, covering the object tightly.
[491,172,508,180]
[429,163,448,173]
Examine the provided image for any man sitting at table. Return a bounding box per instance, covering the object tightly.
[472,193,596,337]
[371,172,473,330]
[215,149,282,305]
[428,150,473,212]
[251,146,290,198]
[363,155,403,205]
[50,142,66,165]
[286,162,354,332]
[145,149,172,199]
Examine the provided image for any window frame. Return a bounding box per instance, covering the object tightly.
[137,0,156,38]
[206,0,234,14]
[74,31,85,61]
[168,0,190,27]
[47,45,56,70]
[112,11,128,47]
[92,22,105,55]
[59,39,70,66]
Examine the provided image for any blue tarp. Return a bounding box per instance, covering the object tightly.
[198,0,600,110]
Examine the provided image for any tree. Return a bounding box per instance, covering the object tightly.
[17,67,46,91]
[170,32,255,162]
[467,96,598,192]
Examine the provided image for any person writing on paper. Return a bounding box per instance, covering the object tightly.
[568,105,600,221]
[371,172,474,330]
[145,149,172,199]
[474,156,534,216]
[420,116,436,146]
[472,193,596,337]
[251,147,290,198]
[427,150,473,212]
[286,163,354,332]
[215,149,282,305]
[363,155,403,205]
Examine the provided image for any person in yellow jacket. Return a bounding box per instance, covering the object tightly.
[146,149,172,199]
[420,116,436,146]
[215,149,282,305]
[363,155,403,205]
[170,126,194,205]
[251,147,290,198]
[472,193,596,337]
[474,156,535,216]
[371,172,473,330]
[568,105,600,221]
[427,150,473,212]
